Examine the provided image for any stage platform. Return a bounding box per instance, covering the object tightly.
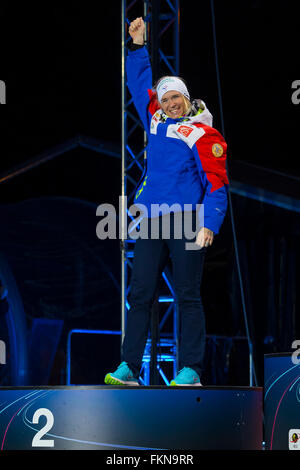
[0,385,262,451]
[264,353,300,450]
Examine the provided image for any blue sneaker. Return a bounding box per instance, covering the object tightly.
[104,362,139,386]
[170,367,201,386]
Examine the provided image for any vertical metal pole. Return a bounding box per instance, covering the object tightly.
[150,0,160,83]
[249,342,253,387]
[174,302,179,377]
[174,0,180,75]
[144,1,149,159]
[121,0,127,346]
[174,0,180,377]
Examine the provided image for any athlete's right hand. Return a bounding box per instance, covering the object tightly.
[129,17,145,45]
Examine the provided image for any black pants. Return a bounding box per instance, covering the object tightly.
[121,212,206,379]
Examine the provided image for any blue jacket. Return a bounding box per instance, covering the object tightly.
[126,46,229,234]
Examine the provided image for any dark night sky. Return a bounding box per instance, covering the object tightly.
[0,1,299,191]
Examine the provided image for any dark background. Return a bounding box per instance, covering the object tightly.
[0,1,299,387]
[1,1,300,176]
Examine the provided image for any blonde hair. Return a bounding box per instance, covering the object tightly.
[182,96,192,115]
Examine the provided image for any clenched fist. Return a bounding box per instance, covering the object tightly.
[128,17,145,45]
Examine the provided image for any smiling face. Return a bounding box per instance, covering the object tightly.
[160,90,188,119]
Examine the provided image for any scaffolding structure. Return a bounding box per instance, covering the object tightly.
[121,0,180,384]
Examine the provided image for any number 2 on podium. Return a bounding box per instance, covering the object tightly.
[32,408,54,448]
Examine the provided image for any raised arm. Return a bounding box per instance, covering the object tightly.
[126,18,159,131]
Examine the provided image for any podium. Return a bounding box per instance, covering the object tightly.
[264,353,300,450]
[0,385,262,450]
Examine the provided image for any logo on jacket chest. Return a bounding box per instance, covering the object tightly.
[166,123,205,149]
[177,125,194,138]
[150,115,205,148]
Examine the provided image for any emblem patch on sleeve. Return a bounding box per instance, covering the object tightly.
[212,143,224,157]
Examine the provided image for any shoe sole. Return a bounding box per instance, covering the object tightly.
[170,380,202,386]
[104,373,139,386]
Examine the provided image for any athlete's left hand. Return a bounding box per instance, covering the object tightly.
[195,227,214,248]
